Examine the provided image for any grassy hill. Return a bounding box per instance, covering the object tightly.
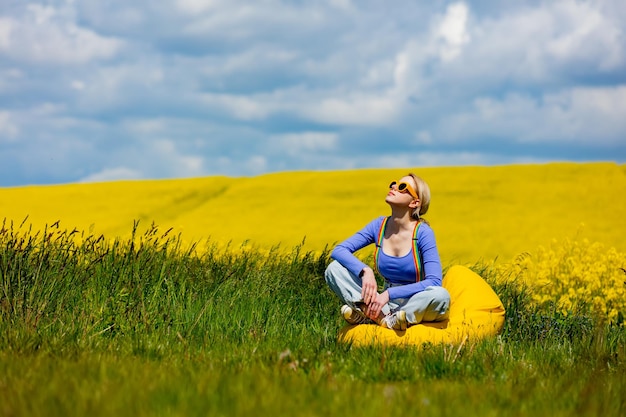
[1,162,624,265]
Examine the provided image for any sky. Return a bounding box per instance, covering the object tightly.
[1,0,625,187]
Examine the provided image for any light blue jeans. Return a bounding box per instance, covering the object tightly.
[325,260,450,325]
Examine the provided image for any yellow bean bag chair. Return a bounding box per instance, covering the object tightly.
[338,265,505,347]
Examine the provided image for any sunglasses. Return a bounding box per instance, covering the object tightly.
[389,180,419,200]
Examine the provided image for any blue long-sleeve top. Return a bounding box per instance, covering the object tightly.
[331,216,443,300]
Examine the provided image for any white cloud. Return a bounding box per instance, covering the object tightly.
[1,1,625,186]
[435,2,470,62]
[273,132,338,156]
[440,85,626,146]
[198,45,299,79]
[150,139,205,177]
[79,167,143,183]
[123,118,168,135]
[201,154,268,176]
[456,1,624,82]
[0,18,13,49]
[322,150,548,173]
[75,137,207,183]
[300,92,400,126]
[533,86,626,144]
[546,1,623,70]
[414,131,433,145]
[329,0,354,12]
[0,4,121,65]
[199,85,402,126]
[0,111,19,142]
[71,80,85,90]
[199,92,273,121]
[67,62,166,113]
[175,0,218,15]
[373,152,486,169]
[245,155,268,175]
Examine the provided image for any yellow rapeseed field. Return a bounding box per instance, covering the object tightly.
[1,162,625,323]
[2,162,624,262]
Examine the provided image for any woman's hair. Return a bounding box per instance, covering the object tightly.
[407,173,431,221]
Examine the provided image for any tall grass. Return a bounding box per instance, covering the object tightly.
[1,221,625,416]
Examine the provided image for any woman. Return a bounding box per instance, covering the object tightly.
[325,173,450,330]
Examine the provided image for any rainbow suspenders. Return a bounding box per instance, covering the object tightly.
[373,217,425,282]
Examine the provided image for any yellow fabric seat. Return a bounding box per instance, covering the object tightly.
[337,265,506,347]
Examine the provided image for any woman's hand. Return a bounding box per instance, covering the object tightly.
[360,267,378,305]
[365,290,390,321]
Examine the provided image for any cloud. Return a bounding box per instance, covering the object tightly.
[435,2,471,62]
[546,1,623,71]
[438,86,626,146]
[0,4,122,65]
[0,111,19,142]
[273,132,339,156]
[371,151,536,169]
[77,137,206,183]
[175,0,221,15]
[79,167,143,183]
[301,93,401,126]
[0,1,625,186]
[0,18,13,49]
[390,0,626,105]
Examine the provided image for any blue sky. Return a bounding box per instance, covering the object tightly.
[1,0,625,186]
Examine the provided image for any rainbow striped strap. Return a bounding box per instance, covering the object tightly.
[374,217,423,282]
[411,221,423,282]
[373,217,389,272]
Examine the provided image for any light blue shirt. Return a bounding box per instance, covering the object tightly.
[331,216,443,299]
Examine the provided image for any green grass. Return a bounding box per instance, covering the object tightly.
[1,221,625,416]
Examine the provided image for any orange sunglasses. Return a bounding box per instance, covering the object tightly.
[389,180,418,200]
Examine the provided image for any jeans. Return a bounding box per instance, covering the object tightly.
[325,260,450,325]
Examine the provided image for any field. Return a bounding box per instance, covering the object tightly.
[2,162,625,264]
[1,162,625,416]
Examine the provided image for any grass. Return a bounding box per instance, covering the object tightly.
[1,221,625,416]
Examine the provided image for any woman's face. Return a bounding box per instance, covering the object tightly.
[386,175,419,206]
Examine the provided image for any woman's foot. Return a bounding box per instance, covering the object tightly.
[341,305,373,325]
[381,310,407,330]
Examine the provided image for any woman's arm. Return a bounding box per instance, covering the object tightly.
[330,216,385,277]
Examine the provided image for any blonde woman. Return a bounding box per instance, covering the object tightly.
[325,173,450,330]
